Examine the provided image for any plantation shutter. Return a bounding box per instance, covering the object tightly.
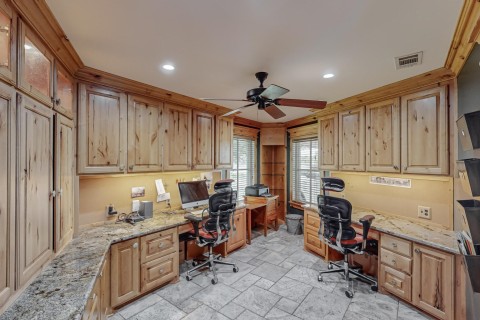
[291,137,321,204]
[231,136,256,199]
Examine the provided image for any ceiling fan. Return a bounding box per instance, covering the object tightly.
[203,72,327,119]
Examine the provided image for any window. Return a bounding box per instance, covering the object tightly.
[291,137,321,204]
[230,137,256,199]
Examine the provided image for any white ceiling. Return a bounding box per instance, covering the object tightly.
[46,0,463,123]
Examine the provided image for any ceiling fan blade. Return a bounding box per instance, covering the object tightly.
[260,84,290,100]
[274,98,327,109]
[221,103,256,117]
[264,104,286,119]
[201,98,249,102]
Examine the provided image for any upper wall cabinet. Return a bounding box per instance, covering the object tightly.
[192,111,214,170]
[401,87,448,175]
[366,98,401,173]
[163,103,192,171]
[53,62,74,119]
[0,82,15,309]
[17,93,54,287]
[0,0,16,84]
[18,20,54,107]
[215,116,233,169]
[127,95,163,173]
[318,113,338,170]
[77,83,127,174]
[339,106,365,171]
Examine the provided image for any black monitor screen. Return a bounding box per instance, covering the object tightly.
[178,181,209,205]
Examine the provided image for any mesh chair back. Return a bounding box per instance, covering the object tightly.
[203,189,237,235]
[318,194,356,240]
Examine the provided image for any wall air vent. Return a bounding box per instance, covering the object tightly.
[394,51,423,70]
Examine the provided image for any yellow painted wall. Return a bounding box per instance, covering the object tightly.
[331,171,454,229]
[79,171,221,226]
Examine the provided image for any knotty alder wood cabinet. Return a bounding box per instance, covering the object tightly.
[163,103,192,171]
[0,0,16,84]
[339,106,366,171]
[366,98,401,173]
[318,113,339,170]
[215,116,233,169]
[77,84,128,174]
[0,82,15,309]
[127,95,163,172]
[17,93,54,287]
[192,110,215,170]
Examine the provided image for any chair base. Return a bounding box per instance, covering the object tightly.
[185,245,239,284]
[318,254,378,298]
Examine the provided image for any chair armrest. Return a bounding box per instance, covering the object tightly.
[359,215,375,246]
[184,214,203,238]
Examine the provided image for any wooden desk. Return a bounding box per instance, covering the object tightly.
[245,203,266,244]
[244,196,279,244]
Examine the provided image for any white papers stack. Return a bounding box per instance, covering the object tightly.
[155,179,170,202]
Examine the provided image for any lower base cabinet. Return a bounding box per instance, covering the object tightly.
[83,279,101,320]
[141,252,178,293]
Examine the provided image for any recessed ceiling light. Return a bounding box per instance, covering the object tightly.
[24,44,32,50]
[162,64,175,71]
[323,73,334,79]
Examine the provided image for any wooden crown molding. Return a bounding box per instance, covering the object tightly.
[233,116,262,128]
[285,67,455,128]
[10,0,84,75]
[75,66,234,115]
[233,125,259,139]
[444,0,480,75]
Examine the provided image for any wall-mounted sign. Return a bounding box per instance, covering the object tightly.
[369,176,411,188]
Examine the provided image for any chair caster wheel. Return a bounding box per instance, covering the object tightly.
[327,263,333,270]
[217,257,222,261]
[233,266,239,273]
[211,278,218,284]
[345,290,354,298]
[186,275,193,281]
[191,261,198,267]
[371,285,378,292]
[318,275,323,282]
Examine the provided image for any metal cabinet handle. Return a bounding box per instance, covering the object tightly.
[392,259,396,265]
[389,280,397,286]
[393,165,399,170]
[415,248,420,254]
[133,242,138,249]
[55,98,61,106]
[129,165,134,170]
[119,165,125,171]
[0,26,9,33]
[392,243,397,248]
[158,242,164,248]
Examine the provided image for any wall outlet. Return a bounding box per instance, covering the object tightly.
[418,206,432,220]
[132,200,140,212]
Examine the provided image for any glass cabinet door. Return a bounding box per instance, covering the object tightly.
[19,20,54,106]
[54,63,74,118]
[0,2,15,83]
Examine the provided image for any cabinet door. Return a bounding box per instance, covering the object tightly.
[54,115,75,252]
[53,62,75,119]
[82,277,101,320]
[412,244,454,320]
[192,111,214,170]
[77,83,127,174]
[111,238,140,307]
[339,106,365,171]
[127,95,163,172]
[100,253,110,319]
[163,103,192,171]
[0,1,16,83]
[318,113,338,170]
[18,20,54,107]
[17,93,54,287]
[215,116,233,169]
[401,87,448,175]
[227,209,246,252]
[366,98,400,173]
[0,83,15,309]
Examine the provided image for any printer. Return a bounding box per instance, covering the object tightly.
[245,184,270,197]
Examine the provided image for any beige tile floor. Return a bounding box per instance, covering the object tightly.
[109,226,431,320]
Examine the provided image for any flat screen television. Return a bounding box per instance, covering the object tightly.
[178,180,210,209]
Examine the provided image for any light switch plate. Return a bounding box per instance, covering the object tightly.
[418,206,431,220]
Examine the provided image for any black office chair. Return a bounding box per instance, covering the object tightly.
[184,179,239,284]
[317,177,378,298]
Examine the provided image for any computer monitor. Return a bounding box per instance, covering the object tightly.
[178,180,210,209]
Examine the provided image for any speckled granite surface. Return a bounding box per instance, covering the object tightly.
[303,204,459,255]
[0,205,244,320]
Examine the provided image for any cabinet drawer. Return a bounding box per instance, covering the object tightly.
[305,212,320,230]
[141,228,178,263]
[380,248,412,275]
[380,264,412,302]
[304,226,325,257]
[380,264,412,301]
[141,252,178,293]
[381,234,411,257]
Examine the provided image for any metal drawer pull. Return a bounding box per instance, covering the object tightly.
[158,242,165,248]
[392,259,396,265]
[389,280,397,286]
[415,248,420,254]
[133,242,138,249]
[392,243,397,248]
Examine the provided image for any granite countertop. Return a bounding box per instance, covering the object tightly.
[303,204,459,255]
[1,204,245,320]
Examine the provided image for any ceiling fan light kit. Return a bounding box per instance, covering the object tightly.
[203,71,327,119]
